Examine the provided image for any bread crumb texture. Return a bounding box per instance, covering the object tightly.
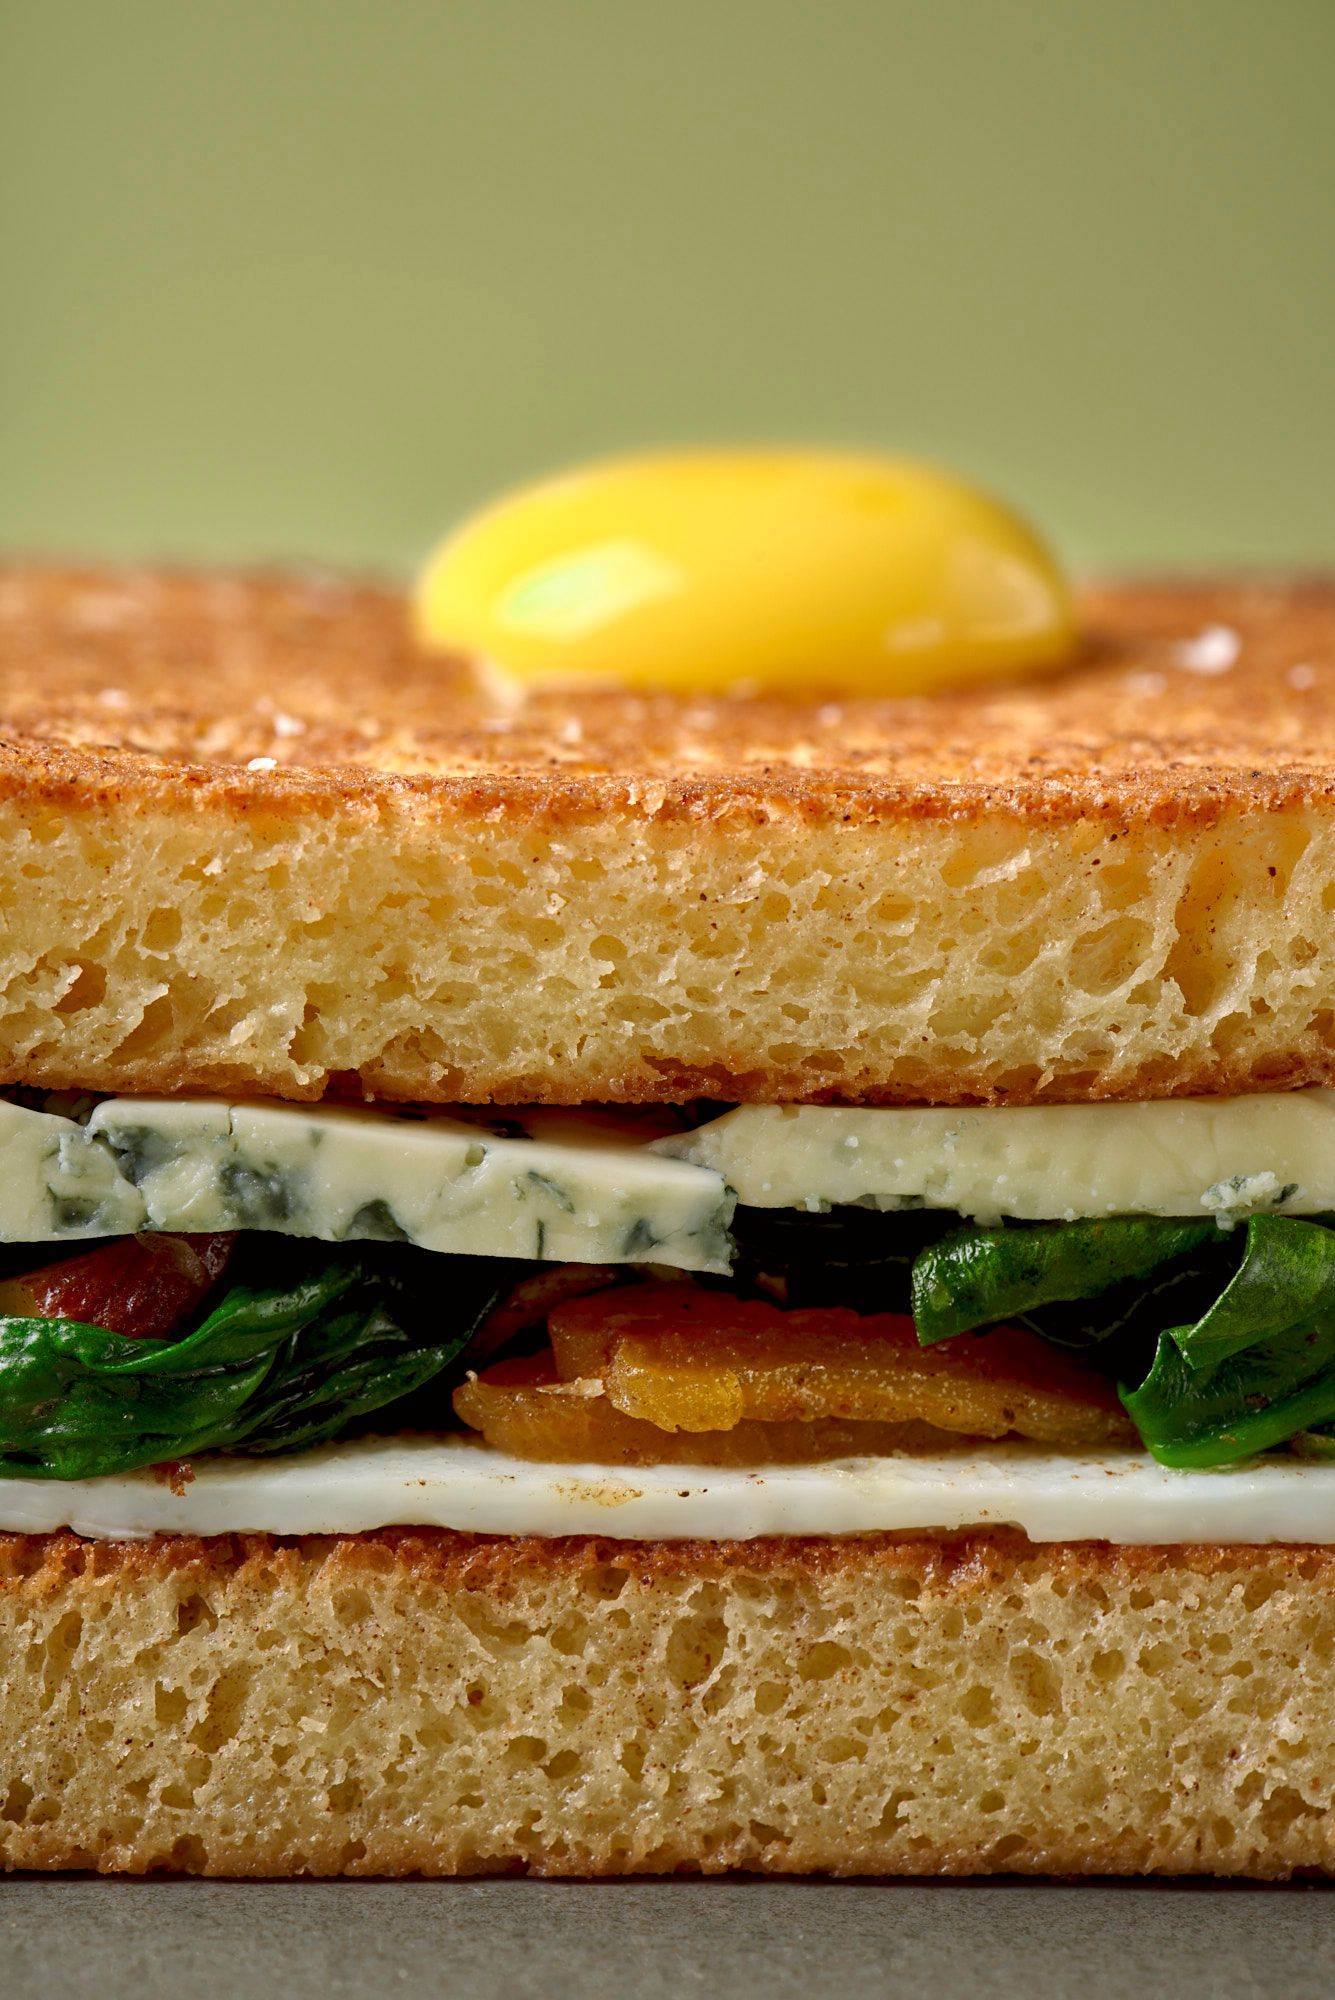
[0,567,1333,1104]
[1,1528,1333,1878]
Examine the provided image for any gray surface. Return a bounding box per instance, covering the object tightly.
[2,1880,1332,2000]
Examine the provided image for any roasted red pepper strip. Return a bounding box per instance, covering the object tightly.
[0,1233,236,1340]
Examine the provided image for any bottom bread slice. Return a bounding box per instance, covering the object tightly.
[0,1527,1331,1878]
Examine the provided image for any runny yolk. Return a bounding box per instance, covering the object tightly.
[414,448,1076,698]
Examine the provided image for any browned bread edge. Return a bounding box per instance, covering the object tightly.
[1,1526,1332,1878]
[0,566,1332,1105]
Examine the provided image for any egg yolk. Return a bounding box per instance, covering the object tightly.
[415,449,1075,698]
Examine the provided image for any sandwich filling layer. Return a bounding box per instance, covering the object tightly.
[1,1088,1335,1506]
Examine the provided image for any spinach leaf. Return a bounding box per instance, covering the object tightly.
[0,1251,516,1480]
[906,1207,1335,1467]
[1122,1217,1335,1466]
[1124,1321,1335,1468]
[1158,1214,1335,1370]
[911,1216,1220,1345]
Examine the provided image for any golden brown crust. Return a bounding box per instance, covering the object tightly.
[5,1521,1333,1590]
[2,1526,1334,1878]
[1,564,1334,1106]
[2,566,1334,826]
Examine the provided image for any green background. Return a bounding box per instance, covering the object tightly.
[2,0,1331,578]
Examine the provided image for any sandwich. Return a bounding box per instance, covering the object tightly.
[0,556,1334,1877]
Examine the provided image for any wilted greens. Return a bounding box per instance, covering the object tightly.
[911,1211,1335,1467]
[0,1247,518,1479]
[6,1190,1335,1479]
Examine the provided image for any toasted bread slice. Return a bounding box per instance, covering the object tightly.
[1,1526,1332,1878]
[0,565,1332,1105]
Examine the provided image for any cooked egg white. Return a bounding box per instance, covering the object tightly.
[4,1437,1334,1544]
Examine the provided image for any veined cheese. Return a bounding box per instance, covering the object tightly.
[5,1434,1335,1544]
[85,1097,733,1271]
[0,1099,144,1242]
[658,1091,1335,1223]
[5,1086,1335,1263]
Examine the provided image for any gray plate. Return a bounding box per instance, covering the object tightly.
[3,1879,1333,2000]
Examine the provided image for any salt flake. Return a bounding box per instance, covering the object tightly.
[1174,625,1241,675]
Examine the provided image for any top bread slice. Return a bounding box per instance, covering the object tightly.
[0,564,1331,1108]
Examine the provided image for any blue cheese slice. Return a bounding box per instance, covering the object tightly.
[86,1097,734,1271]
[657,1092,1335,1223]
[0,1099,144,1241]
